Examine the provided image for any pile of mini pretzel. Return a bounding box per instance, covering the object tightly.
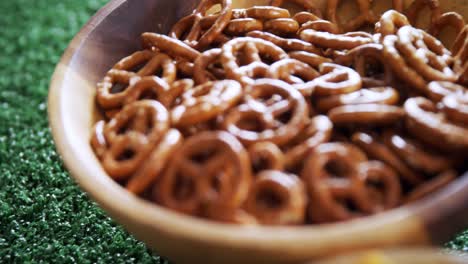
[91,0,468,225]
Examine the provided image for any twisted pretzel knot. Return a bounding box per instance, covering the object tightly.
[221,37,288,85]
[310,63,362,96]
[327,0,377,33]
[223,79,308,146]
[169,0,233,50]
[248,142,285,173]
[405,0,441,30]
[268,58,320,96]
[245,170,307,225]
[154,131,252,214]
[171,80,242,127]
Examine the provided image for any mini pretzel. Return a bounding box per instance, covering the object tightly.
[169,0,233,49]
[327,0,377,33]
[104,100,170,145]
[268,58,320,96]
[299,20,340,34]
[293,11,321,25]
[452,25,468,56]
[440,93,468,126]
[301,142,373,222]
[175,58,195,77]
[222,79,308,146]
[429,12,465,45]
[194,48,225,84]
[154,131,252,214]
[335,43,393,86]
[358,161,401,211]
[309,63,362,96]
[317,87,399,112]
[221,37,288,85]
[329,104,405,126]
[382,35,427,93]
[245,171,307,225]
[452,26,468,73]
[97,51,176,109]
[405,170,457,204]
[396,26,456,82]
[126,129,183,194]
[404,97,468,151]
[270,0,322,16]
[245,6,290,20]
[352,132,424,185]
[375,10,410,39]
[288,51,332,67]
[300,29,373,50]
[427,81,466,102]
[382,131,452,174]
[224,18,264,36]
[284,115,333,170]
[141,33,201,61]
[123,76,175,108]
[171,80,242,127]
[405,0,441,30]
[264,18,300,36]
[247,30,320,54]
[248,142,285,173]
[90,120,107,160]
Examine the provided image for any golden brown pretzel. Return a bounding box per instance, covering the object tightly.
[222,79,308,146]
[270,0,322,16]
[248,142,285,173]
[171,80,242,127]
[352,132,424,185]
[90,120,107,160]
[97,51,176,109]
[440,93,468,126]
[264,18,300,36]
[328,104,405,126]
[327,0,377,33]
[288,51,332,67]
[429,12,465,45]
[154,131,252,214]
[358,161,401,211]
[301,142,374,222]
[123,76,175,108]
[405,0,441,30]
[427,81,466,102]
[221,37,288,85]
[284,115,333,170]
[299,20,340,34]
[382,131,452,174]
[193,48,225,84]
[300,29,373,50]
[452,26,468,75]
[268,58,320,96]
[141,33,201,61]
[169,0,233,49]
[245,170,307,225]
[397,26,456,82]
[175,58,195,77]
[309,63,362,96]
[293,11,321,25]
[245,6,290,20]
[375,10,410,40]
[317,87,399,113]
[126,129,183,194]
[404,97,468,151]
[247,30,320,54]
[335,43,393,86]
[382,35,428,93]
[405,170,457,204]
[224,18,264,36]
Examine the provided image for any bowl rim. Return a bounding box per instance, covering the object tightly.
[47,0,468,251]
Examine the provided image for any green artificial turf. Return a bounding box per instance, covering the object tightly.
[0,0,466,263]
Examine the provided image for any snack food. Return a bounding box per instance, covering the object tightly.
[91,0,467,225]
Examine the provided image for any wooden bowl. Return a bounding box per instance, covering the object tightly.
[314,248,468,264]
[48,0,468,263]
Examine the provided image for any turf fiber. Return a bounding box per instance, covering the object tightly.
[0,0,466,263]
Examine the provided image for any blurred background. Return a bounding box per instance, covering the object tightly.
[0,0,466,263]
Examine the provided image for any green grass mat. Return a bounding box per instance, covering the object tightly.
[0,0,466,263]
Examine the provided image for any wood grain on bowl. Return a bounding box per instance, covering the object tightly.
[48,0,468,263]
